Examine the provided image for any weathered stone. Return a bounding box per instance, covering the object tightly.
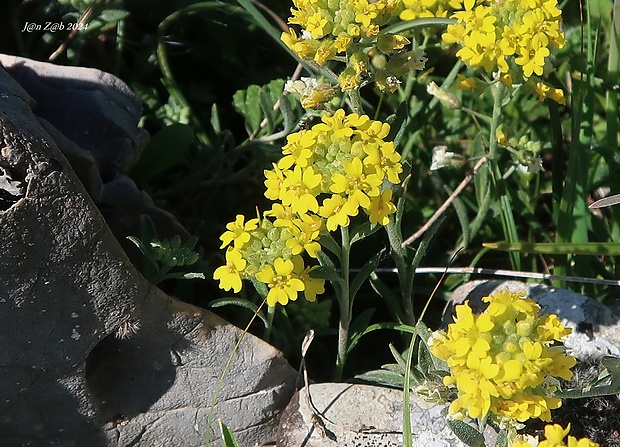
[276,383,497,447]
[0,61,296,446]
[0,54,189,271]
[446,280,620,361]
[0,54,148,180]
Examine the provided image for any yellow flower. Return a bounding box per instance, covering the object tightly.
[401,0,455,20]
[430,289,575,422]
[368,189,397,225]
[281,165,322,214]
[443,0,564,84]
[330,157,382,212]
[306,12,330,38]
[511,423,599,447]
[256,257,305,306]
[219,214,260,249]
[532,81,566,105]
[515,43,550,77]
[294,257,325,302]
[213,248,246,293]
[338,67,361,91]
[264,163,285,201]
[263,109,401,233]
[319,193,358,231]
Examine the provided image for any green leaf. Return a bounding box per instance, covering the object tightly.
[446,418,485,447]
[415,332,436,380]
[259,87,275,134]
[99,9,129,23]
[250,277,269,298]
[347,308,376,355]
[350,221,381,245]
[314,251,345,294]
[389,343,407,369]
[126,236,149,258]
[350,250,384,299]
[495,428,509,447]
[131,123,196,181]
[279,94,296,133]
[219,420,240,447]
[483,241,620,256]
[370,272,406,324]
[445,184,470,249]
[386,101,408,147]
[318,233,342,258]
[355,369,406,388]
[554,356,620,398]
[233,85,262,132]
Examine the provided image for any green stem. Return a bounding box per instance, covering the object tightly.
[607,0,620,147]
[487,81,503,163]
[263,304,276,342]
[386,217,416,326]
[348,88,364,114]
[334,226,351,381]
[607,0,620,248]
[488,81,521,270]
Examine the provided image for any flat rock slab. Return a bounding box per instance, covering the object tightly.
[276,383,497,447]
[447,280,620,361]
[0,59,295,446]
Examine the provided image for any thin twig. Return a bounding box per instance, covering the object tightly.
[49,2,97,61]
[250,0,289,32]
[298,330,337,441]
[402,156,487,247]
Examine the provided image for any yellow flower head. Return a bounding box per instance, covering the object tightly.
[430,289,576,422]
[214,211,325,306]
[256,257,305,306]
[281,0,423,90]
[442,0,565,85]
[511,424,599,447]
[268,109,402,232]
[213,248,246,293]
[282,0,400,60]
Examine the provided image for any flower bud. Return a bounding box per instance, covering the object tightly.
[377,33,410,53]
[427,81,461,109]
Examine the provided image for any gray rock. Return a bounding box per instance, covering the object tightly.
[446,280,620,361]
[0,54,189,270]
[0,54,148,180]
[0,62,295,446]
[276,383,497,447]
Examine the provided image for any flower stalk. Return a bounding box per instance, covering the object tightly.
[334,225,351,381]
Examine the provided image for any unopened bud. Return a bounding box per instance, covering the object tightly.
[377,33,411,53]
[427,82,461,109]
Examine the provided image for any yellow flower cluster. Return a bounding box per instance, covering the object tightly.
[214,110,402,307]
[443,0,565,100]
[512,424,599,447]
[281,0,427,92]
[400,0,460,20]
[213,213,325,307]
[282,0,400,61]
[429,289,576,422]
[266,109,402,231]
